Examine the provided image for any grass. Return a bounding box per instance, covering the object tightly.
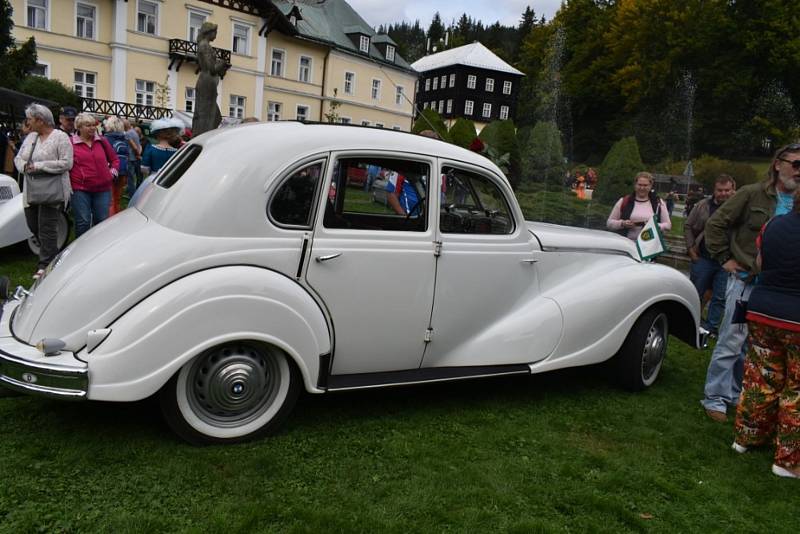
[1,341,797,532]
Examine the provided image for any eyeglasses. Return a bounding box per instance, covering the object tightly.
[778,157,800,170]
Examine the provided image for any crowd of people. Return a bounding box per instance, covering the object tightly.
[605,146,800,479]
[10,104,184,278]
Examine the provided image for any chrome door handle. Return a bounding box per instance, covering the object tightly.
[315,253,342,263]
[520,258,538,264]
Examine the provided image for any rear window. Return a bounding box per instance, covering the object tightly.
[155,145,202,188]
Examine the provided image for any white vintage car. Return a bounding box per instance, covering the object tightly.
[0,123,705,444]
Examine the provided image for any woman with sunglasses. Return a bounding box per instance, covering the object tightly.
[732,183,800,479]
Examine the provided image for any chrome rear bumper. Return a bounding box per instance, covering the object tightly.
[0,300,88,400]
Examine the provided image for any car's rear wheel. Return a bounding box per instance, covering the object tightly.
[27,210,70,256]
[160,342,300,445]
[615,309,668,391]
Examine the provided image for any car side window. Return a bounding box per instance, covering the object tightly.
[323,157,430,232]
[155,145,202,188]
[440,166,514,234]
[269,161,324,228]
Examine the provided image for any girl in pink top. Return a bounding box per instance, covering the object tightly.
[607,171,672,240]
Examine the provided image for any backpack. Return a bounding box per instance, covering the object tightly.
[110,136,129,176]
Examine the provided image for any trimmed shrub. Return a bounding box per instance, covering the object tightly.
[17,76,81,109]
[521,121,565,185]
[595,136,645,203]
[448,118,477,148]
[411,109,449,141]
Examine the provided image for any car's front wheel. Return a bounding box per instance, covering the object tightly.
[615,309,669,391]
[160,342,300,445]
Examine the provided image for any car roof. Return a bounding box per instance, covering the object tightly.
[139,122,508,237]
[195,121,500,172]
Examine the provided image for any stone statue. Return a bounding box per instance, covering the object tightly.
[192,22,227,136]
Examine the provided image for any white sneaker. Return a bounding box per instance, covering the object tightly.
[772,464,800,479]
[731,442,748,454]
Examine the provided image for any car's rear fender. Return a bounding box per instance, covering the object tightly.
[81,266,331,401]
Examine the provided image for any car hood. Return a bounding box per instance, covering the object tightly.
[526,221,639,260]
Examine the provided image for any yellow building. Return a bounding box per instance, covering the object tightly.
[9,0,418,129]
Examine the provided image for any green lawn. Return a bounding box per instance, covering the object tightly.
[0,340,795,532]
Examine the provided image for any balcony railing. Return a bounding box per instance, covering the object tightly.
[80,97,172,121]
[168,39,232,78]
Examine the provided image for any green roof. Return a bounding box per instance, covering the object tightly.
[272,0,415,73]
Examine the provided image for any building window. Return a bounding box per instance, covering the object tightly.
[361,120,370,126]
[392,125,401,131]
[30,63,48,78]
[267,101,282,121]
[296,105,309,121]
[298,56,312,83]
[449,73,455,88]
[485,78,495,92]
[76,3,95,39]
[27,0,47,29]
[371,79,381,100]
[482,103,492,118]
[425,79,430,91]
[270,49,285,77]
[464,100,474,115]
[137,0,158,35]
[467,75,477,89]
[135,79,155,106]
[375,123,384,128]
[188,12,207,42]
[344,71,355,95]
[359,35,369,53]
[185,87,195,112]
[386,45,395,62]
[74,70,96,98]
[440,75,446,88]
[503,80,512,95]
[229,95,246,119]
[433,77,438,91]
[395,86,404,105]
[340,117,351,125]
[499,105,509,120]
[446,99,452,114]
[232,23,250,55]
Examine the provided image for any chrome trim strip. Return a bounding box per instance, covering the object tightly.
[540,245,636,259]
[0,376,86,399]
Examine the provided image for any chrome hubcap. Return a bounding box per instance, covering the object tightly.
[641,314,668,382]
[186,344,282,427]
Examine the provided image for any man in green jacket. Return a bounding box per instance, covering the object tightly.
[701,143,800,422]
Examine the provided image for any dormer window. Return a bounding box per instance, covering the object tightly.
[359,35,370,53]
[386,45,395,62]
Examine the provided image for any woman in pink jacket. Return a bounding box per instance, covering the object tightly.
[70,113,119,237]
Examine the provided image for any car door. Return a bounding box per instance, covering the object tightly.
[305,152,436,375]
[421,162,562,368]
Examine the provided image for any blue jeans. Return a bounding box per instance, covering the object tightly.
[72,189,111,238]
[689,256,727,333]
[701,275,752,413]
[127,160,142,198]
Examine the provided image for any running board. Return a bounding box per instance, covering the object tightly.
[326,364,531,391]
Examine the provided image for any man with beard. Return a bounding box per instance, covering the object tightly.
[701,144,799,422]
[684,174,737,336]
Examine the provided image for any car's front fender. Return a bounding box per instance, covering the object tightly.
[82,266,331,401]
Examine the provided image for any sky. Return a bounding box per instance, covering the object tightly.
[345,0,562,30]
